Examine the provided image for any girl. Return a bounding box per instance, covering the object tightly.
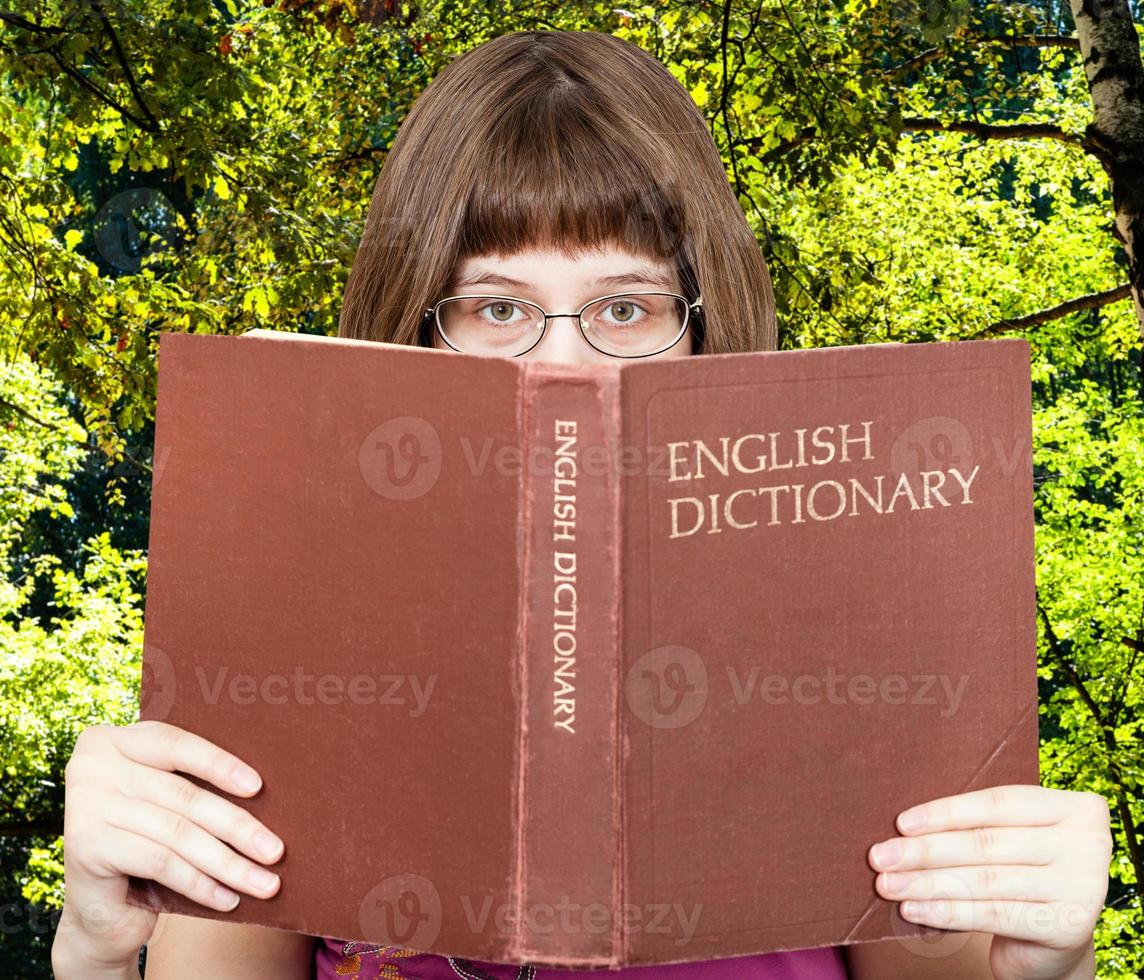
[52,29,1112,980]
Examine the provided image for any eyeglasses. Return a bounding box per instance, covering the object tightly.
[423,291,703,358]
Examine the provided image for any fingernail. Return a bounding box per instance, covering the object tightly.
[898,809,925,832]
[214,885,240,910]
[255,830,283,860]
[871,841,902,869]
[880,872,906,895]
[247,866,280,891]
[232,766,261,793]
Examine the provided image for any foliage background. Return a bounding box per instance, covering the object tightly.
[1,0,1141,975]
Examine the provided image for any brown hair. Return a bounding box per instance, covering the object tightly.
[337,29,776,355]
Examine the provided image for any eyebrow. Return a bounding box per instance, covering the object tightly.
[446,266,677,291]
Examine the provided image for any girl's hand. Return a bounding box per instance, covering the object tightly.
[52,720,285,975]
[868,784,1112,980]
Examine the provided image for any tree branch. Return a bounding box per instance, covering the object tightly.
[45,46,154,131]
[0,394,152,477]
[88,0,160,132]
[735,126,814,163]
[889,34,1081,76]
[1038,604,1144,917]
[0,11,66,34]
[737,116,1088,167]
[972,283,1132,337]
[327,145,390,169]
[0,821,62,838]
[5,6,160,133]
[900,116,1084,146]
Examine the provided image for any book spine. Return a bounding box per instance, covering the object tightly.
[509,364,623,967]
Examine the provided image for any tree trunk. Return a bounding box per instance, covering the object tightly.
[1070,0,1144,341]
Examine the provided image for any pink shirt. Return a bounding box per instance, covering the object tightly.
[313,937,848,978]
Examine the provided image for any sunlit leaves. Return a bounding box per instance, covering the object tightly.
[0,0,1141,969]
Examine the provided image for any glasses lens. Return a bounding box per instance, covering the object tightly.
[580,293,688,356]
[436,297,545,356]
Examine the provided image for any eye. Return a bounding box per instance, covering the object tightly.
[479,300,526,323]
[600,299,647,325]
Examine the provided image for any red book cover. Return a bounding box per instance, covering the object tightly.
[126,330,1038,967]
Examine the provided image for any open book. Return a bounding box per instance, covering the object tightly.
[126,329,1039,968]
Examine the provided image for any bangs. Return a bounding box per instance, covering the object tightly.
[457,91,689,266]
[342,29,775,352]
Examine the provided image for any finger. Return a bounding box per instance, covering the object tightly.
[896,785,1071,836]
[869,826,1053,872]
[105,796,280,900]
[877,865,1058,904]
[97,826,245,912]
[899,898,1084,945]
[112,721,262,797]
[123,767,283,865]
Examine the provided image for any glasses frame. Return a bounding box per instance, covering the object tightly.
[423,290,703,359]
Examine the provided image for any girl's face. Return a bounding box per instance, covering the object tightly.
[432,244,695,364]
